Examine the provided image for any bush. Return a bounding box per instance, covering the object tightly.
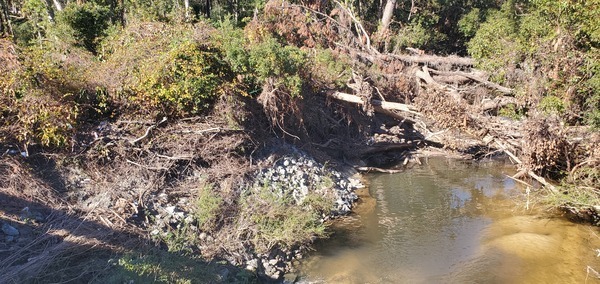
[458,8,483,39]
[467,7,519,75]
[0,41,85,148]
[96,21,233,116]
[467,0,600,128]
[15,0,51,45]
[131,40,229,115]
[56,2,111,52]
[393,21,447,52]
[195,185,223,230]
[539,95,566,115]
[239,185,328,253]
[309,48,352,89]
[214,19,307,98]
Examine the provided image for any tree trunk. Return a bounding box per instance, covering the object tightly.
[205,0,211,18]
[44,0,56,20]
[0,0,12,36]
[184,0,190,18]
[380,0,395,34]
[53,0,62,11]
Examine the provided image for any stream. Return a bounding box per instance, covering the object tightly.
[299,157,600,283]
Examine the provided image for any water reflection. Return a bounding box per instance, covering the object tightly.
[300,158,600,283]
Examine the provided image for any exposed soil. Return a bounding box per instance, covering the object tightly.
[1,4,599,282]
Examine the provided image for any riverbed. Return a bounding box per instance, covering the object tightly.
[299,157,600,283]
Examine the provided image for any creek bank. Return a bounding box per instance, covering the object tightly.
[152,150,365,281]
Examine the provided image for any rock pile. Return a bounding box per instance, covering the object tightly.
[142,151,365,282]
[251,154,363,216]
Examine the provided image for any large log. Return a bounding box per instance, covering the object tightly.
[386,53,475,66]
[328,91,420,116]
[428,68,513,94]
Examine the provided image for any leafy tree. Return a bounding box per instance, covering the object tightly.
[56,2,111,52]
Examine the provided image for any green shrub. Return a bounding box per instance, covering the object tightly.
[498,104,525,120]
[195,185,223,230]
[214,19,307,97]
[239,185,328,253]
[394,21,447,52]
[143,47,218,111]
[16,0,51,45]
[467,0,600,128]
[0,42,83,148]
[132,40,228,115]
[309,48,351,89]
[458,8,483,39]
[585,110,600,130]
[467,7,519,74]
[96,21,235,116]
[99,250,253,284]
[56,2,111,52]
[124,0,187,22]
[539,95,566,115]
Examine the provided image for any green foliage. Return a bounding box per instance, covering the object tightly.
[132,40,229,115]
[56,2,111,52]
[214,19,307,97]
[0,42,85,148]
[394,19,447,51]
[124,0,182,22]
[17,0,50,44]
[539,95,566,115]
[98,21,234,116]
[498,104,524,120]
[248,36,306,96]
[195,185,223,230]
[213,19,248,73]
[160,221,199,254]
[467,0,599,128]
[239,185,329,253]
[581,51,600,129]
[547,180,600,210]
[308,48,351,89]
[12,20,37,46]
[585,110,600,130]
[458,8,482,38]
[467,7,519,74]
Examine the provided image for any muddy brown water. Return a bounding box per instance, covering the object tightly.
[299,158,600,283]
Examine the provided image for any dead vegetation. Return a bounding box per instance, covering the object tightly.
[1,0,599,281]
[258,0,599,220]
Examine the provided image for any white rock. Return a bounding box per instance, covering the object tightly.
[165,206,176,215]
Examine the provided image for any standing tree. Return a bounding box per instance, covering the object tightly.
[0,0,13,36]
[380,0,395,35]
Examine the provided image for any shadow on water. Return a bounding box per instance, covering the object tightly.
[299,157,600,284]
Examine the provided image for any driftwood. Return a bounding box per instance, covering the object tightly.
[415,66,462,101]
[428,68,513,94]
[332,34,557,193]
[386,53,475,66]
[356,166,403,173]
[480,96,518,112]
[432,74,471,85]
[328,91,420,116]
[495,139,558,193]
[129,117,167,145]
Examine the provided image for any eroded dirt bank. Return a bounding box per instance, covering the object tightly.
[1,1,599,282]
